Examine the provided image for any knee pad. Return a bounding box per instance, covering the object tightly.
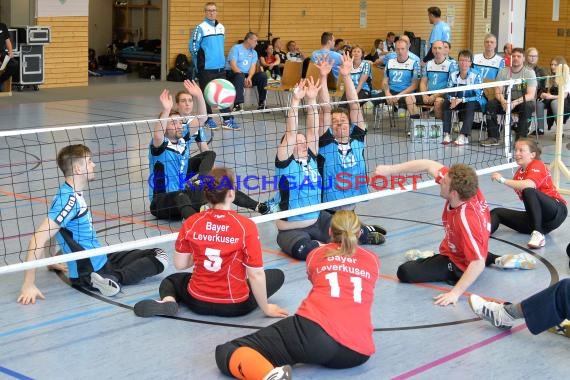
[291,239,320,260]
[215,342,240,377]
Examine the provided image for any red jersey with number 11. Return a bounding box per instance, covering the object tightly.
[175,209,263,303]
[296,244,380,356]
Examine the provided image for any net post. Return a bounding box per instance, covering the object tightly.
[504,81,513,161]
[550,63,570,195]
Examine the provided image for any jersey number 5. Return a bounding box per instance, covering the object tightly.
[325,272,363,303]
[204,247,222,272]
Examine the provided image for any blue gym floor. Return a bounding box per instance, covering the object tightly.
[0,74,569,379]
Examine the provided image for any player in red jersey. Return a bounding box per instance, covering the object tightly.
[215,210,380,380]
[490,138,567,249]
[375,160,535,307]
[133,167,288,318]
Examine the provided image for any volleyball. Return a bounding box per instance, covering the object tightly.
[204,79,236,109]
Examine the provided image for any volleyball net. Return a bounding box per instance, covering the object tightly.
[1,76,567,275]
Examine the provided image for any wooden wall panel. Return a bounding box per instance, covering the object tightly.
[36,16,88,88]
[525,0,570,61]
[166,1,475,71]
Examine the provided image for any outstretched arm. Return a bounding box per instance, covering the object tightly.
[153,89,173,147]
[277,80,306,161]
[375,159,444,179]
[247,267,289,318]
[304,77,322,155]
[17,218,60,305]
[315,57,333,136]
[339,51,366,130]
[433,260,485,306]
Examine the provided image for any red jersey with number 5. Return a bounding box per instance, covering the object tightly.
[296,244,380,356]
[175,209,263,303]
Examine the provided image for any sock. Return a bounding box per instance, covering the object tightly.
[228,347,274,380]
[504,303,524,320]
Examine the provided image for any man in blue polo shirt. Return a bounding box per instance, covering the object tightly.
[423,6,451,63]
[226,32,268,112]
[311,32,343,80]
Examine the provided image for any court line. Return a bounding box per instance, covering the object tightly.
[0,366,34,380]
[391,324,527,379]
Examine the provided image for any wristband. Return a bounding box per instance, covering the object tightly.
[498,177,506,184]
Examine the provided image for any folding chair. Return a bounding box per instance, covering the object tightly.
[265,61,302,107]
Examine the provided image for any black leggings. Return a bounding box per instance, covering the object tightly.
[215,315,369,377]
[150,189,261,221]
[187,151,216,177]
[73,249,165,286]
[397,253,497,285]
[491,188,567,235]
[158,268,285,317]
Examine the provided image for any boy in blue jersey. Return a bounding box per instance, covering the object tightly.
[226,32,267,113]
[442,50,486,146]
[275,75,385,261]
[149,81,268,220]
[190,2,238,130]
[17,145,168,305]
[174,80,215,177]
[317,53,386,238]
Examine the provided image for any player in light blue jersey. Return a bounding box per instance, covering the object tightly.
[17,145,168,305]
[149,82,268,221]
[415,41,458,119]
[275,75,384,260]
[384,39,421,118]
[473,34,505,80]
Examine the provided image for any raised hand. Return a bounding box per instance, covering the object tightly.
[339,51,353,77]
[304,76,321,101]
[315,55,333,77]
[159,89,173,112]
[291,79,307,101]
[183,79,203,97]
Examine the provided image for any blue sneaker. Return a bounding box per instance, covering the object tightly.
[222,117,241,131]
[204,117,219,130]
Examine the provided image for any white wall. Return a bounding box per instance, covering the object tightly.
[497,0,526,49]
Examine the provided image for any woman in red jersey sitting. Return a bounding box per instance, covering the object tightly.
[134,167,288,318]
[490,138,567,249]
[214,210,380,380]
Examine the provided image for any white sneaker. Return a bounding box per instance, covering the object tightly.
[468,294,515,329]
[528,230,545,248]
[494,252,537,269]
[454,134,469,146]
[442,133,452,145]
[263,365,292,380]
[404,249,435,261]
[90,272,121,297]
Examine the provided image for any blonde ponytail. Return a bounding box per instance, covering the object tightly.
[325,210,361,257]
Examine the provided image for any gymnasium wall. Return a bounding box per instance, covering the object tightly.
[167,0,477,69]
[37,16,89,88]
[525,0,570,63]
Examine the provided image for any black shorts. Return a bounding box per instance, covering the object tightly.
[216,314,369,375]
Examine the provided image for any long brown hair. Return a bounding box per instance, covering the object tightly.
[203,167,235,205]
[325,210,361,257]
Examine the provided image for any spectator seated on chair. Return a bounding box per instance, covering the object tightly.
[538,56,570,133]
[481,47,536,146]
